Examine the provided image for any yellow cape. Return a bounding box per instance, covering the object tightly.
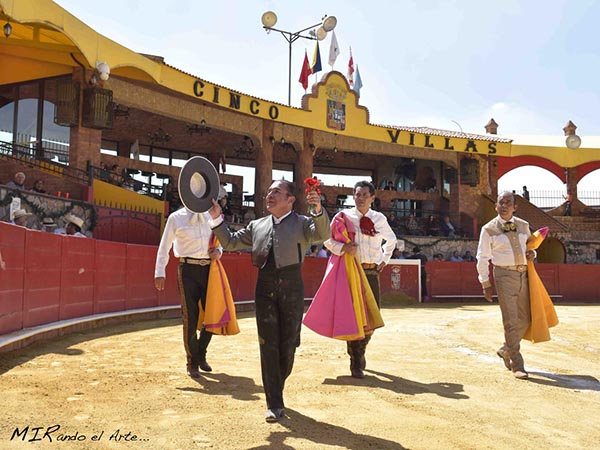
[198,237,240,336]
[523,228,559,343]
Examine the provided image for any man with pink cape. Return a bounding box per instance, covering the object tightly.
[304,181,396,378]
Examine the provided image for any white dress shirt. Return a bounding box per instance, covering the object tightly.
[325,208,397,265]
[154,208,221,278]
[476,215,531,287]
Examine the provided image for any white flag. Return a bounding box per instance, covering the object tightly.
[328,31,340,67]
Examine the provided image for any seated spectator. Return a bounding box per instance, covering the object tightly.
[56,214,87,237]
[11,209,32,228]
[309,244,328,258]
[6,172,26,190]
[219,196,233,222]
[405,214,423,235]
[41,217,58,233]
[392,247,403,259]
[462,250,476,262]
[388,214,401,232]
[449,250,463,262]
[440,215,457,238]
[372,197,381,212]
[425,215,440,236]
[432,253,444,261]
[384,181,396,191]
[31,179,46,194]
[110,164,123,185]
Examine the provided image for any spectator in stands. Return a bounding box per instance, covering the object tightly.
[219,196,233,222]
[405,214,422,235]
[11,209,32,228]
[110,164,123,186]
[41,217,58,233]
[309,244,328,258]
[433,253,444,261]
[218,182,228,201]
[564,194,572,216]
[425,214,440,236]
[408,246,428,301]
[388,214,401,233]
[441,215,457,238]
[449,250,464,262]
[392,247,403,259]
[522,186,530,201]
[6,172,26,190]
[56,214,86,237]
[384,181,395,191]
[463,250,476,262]
[31,179,46,194]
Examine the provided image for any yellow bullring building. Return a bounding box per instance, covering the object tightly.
[1,0,600,263]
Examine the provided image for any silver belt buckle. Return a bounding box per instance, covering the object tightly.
[517,265,527,273]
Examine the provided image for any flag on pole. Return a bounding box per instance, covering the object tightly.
[299,50,312,90]
[347,48,355,86]
[312,41,322,75]
[328,30,340,67]
[353,64,363,96]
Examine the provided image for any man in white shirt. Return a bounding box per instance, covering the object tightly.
[154,207,222,378]
[476,191,535,379]
[325,180,397,378]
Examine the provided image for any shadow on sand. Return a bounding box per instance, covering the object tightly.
[177,372,263,402]
[526,371,600,391]
[246,408,409,450]
[323,368,469,399]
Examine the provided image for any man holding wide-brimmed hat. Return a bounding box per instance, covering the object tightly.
[155,156,226,379]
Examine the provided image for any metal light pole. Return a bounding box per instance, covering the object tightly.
[261,11,337,106]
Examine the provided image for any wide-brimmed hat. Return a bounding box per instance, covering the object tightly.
[42,217,57,227]
[12,209,32,220]
[64,213,84,229]
[178,156,220,213]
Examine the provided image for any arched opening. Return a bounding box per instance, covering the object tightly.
[498,166,565,208]
[537,237,566,263]
[577,169,600,207]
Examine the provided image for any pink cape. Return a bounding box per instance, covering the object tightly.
[303,212,384,340]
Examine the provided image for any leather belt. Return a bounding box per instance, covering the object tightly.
[180,257,211,266]
[361,263,378,270]
[497,264,527,273]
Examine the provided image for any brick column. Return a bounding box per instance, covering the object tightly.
[255,121,274,216]
[293,128,314,213]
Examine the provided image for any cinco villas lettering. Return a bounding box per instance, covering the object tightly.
[193,80,279,120]
[386,129,498,154]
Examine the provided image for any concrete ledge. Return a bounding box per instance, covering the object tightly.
[0,306,181,354]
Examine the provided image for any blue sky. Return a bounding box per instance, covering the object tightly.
[54,0,600,193]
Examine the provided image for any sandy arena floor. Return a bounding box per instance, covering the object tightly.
[0,303,599,450]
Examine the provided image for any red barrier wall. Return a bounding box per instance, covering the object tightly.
[60,236,96,320]
[0,223,25,334]
[1,221,599,338]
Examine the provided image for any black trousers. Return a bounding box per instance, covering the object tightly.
[255,265,304,409]
[347,269,380,368]
[177,263,213,365]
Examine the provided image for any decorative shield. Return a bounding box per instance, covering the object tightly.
[178,156,220,213]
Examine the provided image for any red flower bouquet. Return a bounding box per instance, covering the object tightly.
[304,177,321,213]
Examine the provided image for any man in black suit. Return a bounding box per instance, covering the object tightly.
[209,180,330,423]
